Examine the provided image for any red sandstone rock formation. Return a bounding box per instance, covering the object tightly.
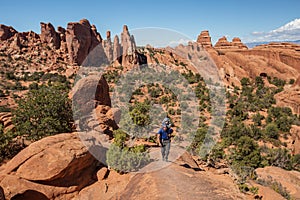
[214,36,247,50]
[102,31,113,61]
[66,19,102,65]
[196,30,212,48]
[113,35,121,62]
[40,22,61,49]
[0,24,17,40]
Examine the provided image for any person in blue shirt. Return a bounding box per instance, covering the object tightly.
[157,124,173,162]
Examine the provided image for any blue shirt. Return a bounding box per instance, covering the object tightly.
[157,128,173,140]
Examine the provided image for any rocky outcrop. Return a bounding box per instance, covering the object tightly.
[254,42,300,51]
[214,36,248,50]
[113,35,121,62]
[0,24,17,40]
[215,36,231,49]
[57,26,66,42]
[120,153,245,200]
[290,125,300,155]
[93,105,119,134]
[40,22,61,49]
[256,166,300,200]
[66,19,104,65]
[275,88,300,114]
[196,30,212,48]
[10,34,21,50]
[102,31,113,61]
[0,133,101,199]
[121,25,138,66]
[232,37,248,49]
[0,112,13,132]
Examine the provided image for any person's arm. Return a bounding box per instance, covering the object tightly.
[157,134,161,146]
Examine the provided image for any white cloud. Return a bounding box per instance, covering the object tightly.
[167,38,192,47]
[250,18,300,42]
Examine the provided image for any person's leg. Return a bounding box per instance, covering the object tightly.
[161,145,165,161]
[165,141,171,161]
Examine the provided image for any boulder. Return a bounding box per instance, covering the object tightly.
[71,75,111,117]
[0,133,100,199]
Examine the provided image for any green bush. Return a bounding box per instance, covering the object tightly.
[256,178,291,200]
[289,79,295,85]
[252,112,264,126]
[264,123,279,140]
[292,154,300,170]
[12,84,73,140]
[129,102,150,126]
[262,148,293,170]
[168,108,176,115]
[230,136,262,168]
[106,130,150,172]
[0,128,24,163]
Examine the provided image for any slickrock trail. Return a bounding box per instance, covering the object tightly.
[120,161,246,200]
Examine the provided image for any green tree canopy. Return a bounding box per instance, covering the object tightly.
[13,84,73,140]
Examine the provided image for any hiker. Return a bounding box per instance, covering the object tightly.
[157,124,173,162]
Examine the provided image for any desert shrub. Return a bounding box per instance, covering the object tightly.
[103,70,119,83]
[252,112,264,126]
[29,82,39,90]
[238,183,258,194]
[0,105,10,112]
[129,102,150,126]
[0,128,24,163]
[106,130,150,173]
[231,164,257,184]
[132,88,143,95]
[168,108,176,116]
[292,154,300,171]
[221,120,252,146]
[267,107,294,132]
[230,136,263,169]
[269,77,286,87]
[289,79,295,85]
[209,142,225,163]
[262,148,293,170]
[13,84,73,140]
[256,178,291,200]
[264,123,279,140]
[5,72,17,80]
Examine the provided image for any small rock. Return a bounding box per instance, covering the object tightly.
[97,167,109,181]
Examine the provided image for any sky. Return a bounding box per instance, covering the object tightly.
[1,0,300,45]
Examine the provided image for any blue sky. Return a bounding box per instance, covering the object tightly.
[1,0,300,45]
